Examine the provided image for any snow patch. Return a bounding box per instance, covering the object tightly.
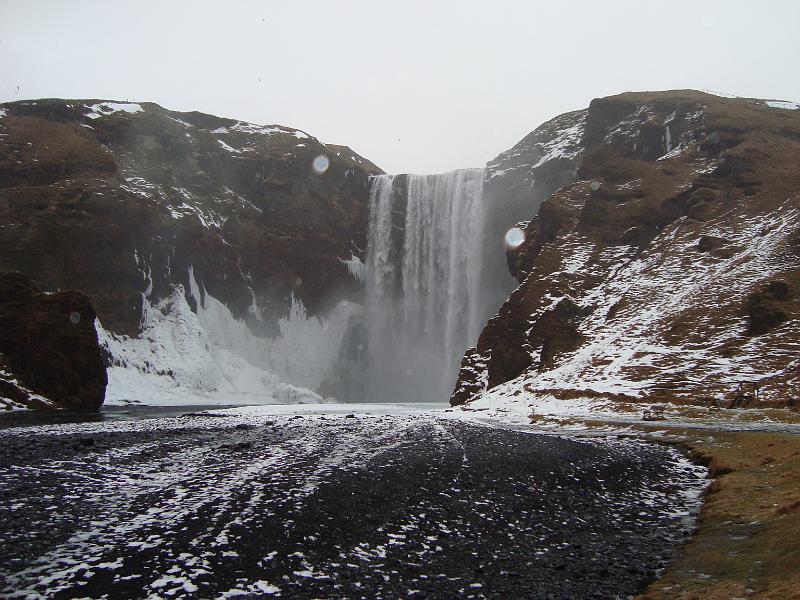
[217,139,242,154]
[765,100,800,110]
[0,363,55,410]
[85,102,143,120]
[165,114,194,128]
[530,115,587,169]
[121,177,158,199]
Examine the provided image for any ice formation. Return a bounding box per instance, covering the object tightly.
[98,267,358,406]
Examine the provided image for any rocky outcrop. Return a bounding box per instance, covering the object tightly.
[0,99,381,338]
[0,272,107,410]
[452,91,800,407]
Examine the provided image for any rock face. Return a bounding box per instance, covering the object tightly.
[479,108,589,307]
[0,99,381,337]
[0,99,381,405]
[452,91,800,407]
[0,272,107,410]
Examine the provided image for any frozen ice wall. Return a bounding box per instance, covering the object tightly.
[98,267,359,406]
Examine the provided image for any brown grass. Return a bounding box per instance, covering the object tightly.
[637,430,800,600]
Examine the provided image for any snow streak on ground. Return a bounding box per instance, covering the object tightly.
[0,405,707,599]
[454,389,800,437]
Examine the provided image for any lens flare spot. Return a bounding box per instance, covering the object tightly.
[312,154,330,174]
[504,227,525,249]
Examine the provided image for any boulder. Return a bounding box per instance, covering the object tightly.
[0,272,107,410]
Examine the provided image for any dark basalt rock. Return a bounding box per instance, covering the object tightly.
[0,272,107,410]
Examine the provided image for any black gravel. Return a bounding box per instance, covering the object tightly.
[0,410,706,599]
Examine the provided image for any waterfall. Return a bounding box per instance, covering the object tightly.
[365,169,493,403]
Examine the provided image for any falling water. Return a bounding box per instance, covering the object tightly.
[364,169,493,403]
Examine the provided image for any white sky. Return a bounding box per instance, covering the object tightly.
[1,0,798,174]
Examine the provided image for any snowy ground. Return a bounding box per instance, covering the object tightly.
[0,404,707,599]
[453,381,800,437]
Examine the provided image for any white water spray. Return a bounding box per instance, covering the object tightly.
[365,169,492,403]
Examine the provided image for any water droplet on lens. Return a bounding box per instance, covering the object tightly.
[312,155,330,174]
[357,343,364,351]
[69,311,81,324]
[504,227,525,249]
[248,305,256,313]
[590,180,601,191]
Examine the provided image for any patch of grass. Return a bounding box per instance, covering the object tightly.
[637,430,800,600]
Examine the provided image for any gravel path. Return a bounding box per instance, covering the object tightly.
[0,406,707,599]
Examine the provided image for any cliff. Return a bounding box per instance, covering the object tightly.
[0,99,380,337]
[452,90,800,407]
[0,99,380,406]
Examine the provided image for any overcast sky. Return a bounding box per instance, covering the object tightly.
[2,1,798,174]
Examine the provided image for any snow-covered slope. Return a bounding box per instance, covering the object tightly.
[453,91,800,409]
[486,108,587,198]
